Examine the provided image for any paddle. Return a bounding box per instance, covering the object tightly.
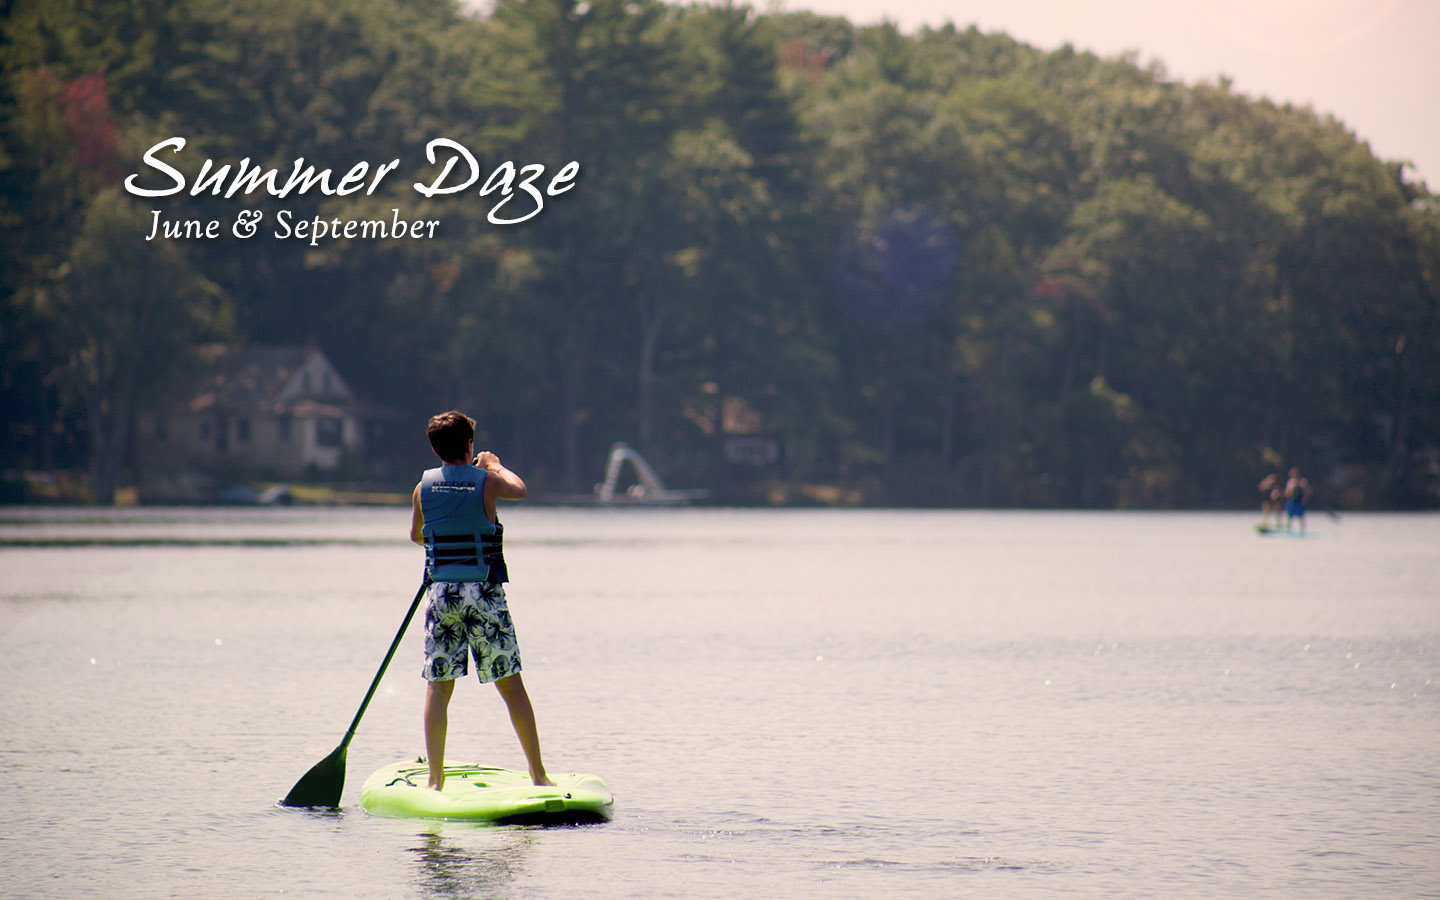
[280,577,430,808]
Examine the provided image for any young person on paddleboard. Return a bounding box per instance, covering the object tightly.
[410,410,555,789]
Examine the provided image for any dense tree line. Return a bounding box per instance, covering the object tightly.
[2,0,1437,507]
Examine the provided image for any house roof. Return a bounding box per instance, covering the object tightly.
[167,345,356,416]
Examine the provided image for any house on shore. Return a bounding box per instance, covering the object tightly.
[135,345,368,481]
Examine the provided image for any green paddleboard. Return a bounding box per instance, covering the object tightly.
[360,760,614,823]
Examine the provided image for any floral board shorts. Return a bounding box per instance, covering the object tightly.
[421,580,522,684]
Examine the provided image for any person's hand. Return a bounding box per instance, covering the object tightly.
[475,450,501,470]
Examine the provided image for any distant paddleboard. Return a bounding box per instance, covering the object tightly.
[360,760,613,823]
[1254,524,1320,538]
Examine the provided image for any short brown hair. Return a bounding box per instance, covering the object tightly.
[426,410,475,462]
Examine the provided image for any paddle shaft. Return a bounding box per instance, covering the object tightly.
[337,577,430,751]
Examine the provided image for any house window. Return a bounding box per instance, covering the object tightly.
[277,417,292,441]
[303,372,312,391]
[154,416,168,441]
[322,372,332,391]
[315,417,343,448]
[237,418,251,443]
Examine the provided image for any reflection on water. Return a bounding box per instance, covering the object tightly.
[408,828,536,900]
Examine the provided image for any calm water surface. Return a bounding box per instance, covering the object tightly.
[1,507,1436,899]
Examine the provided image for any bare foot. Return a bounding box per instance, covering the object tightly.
[427,779,445,791]
[531,771,556,787]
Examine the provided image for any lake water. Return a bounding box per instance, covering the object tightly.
[1,507,1436,899]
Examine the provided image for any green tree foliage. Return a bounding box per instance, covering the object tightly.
[42,189,229,502]
[2,0,1436,507]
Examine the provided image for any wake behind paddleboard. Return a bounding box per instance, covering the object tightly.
[360,760,613,823]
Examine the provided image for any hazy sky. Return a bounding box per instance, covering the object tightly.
[775,0,1440,187]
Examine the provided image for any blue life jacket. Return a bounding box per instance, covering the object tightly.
[419,465,507,583]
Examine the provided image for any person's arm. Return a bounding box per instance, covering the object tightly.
[476,451,526,524]
[410,482,424,544]
[476,451,527,500]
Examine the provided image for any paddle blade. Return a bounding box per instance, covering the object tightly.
[280,744,347,808]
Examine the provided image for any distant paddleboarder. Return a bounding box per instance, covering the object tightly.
[1284,467,1311,535]
[409,410,555,790]
[1258,472,1282,528]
